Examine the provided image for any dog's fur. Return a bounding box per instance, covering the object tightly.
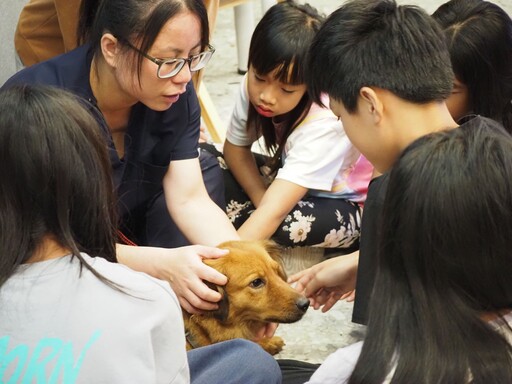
[183,240,309,355]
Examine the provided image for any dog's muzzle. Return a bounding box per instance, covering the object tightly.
[296,297,310,313]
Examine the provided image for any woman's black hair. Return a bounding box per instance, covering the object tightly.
[0,85,118,288]
[78,0,209,84]
[433,0,512,133]
[349,120,512,383]
[247,0,324,172]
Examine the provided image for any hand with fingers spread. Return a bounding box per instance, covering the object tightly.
[117,244,229,314]
[288,252,359,312]
[162,245,230,314]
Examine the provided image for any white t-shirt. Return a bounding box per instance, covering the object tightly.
[307,312,512,384]
[0,254,189,384]
[226,74,372,203]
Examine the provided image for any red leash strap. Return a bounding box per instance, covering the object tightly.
[117,230,138,246]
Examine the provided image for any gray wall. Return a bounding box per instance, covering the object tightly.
[0,0,26,86]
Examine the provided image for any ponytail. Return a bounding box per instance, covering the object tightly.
[77,0,102,45]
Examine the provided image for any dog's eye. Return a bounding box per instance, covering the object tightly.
[249,278,265,288]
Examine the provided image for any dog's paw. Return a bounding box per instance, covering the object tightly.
[259,336,285,355]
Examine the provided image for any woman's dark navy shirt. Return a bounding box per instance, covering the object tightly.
[1,44,201,219]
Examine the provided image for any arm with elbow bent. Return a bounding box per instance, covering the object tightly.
[237,178,308,240]
[223,139,268,207]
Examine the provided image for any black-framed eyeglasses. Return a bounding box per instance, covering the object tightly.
[124,40,215,79]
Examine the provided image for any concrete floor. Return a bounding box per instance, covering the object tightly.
[202,0,512,363]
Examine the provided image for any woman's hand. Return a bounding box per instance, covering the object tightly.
[117,243,229,314]
[157,245,230,314]
[288,252,359,312]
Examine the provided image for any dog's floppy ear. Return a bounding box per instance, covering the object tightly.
[204,281,230,322]
[261,240,287,280]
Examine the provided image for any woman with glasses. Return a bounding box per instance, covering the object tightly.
[2,0,240,318]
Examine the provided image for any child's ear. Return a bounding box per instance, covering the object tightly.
[359,87,383,124]
[100,33,122,68]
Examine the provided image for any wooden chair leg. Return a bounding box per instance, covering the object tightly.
[198,82,226,143]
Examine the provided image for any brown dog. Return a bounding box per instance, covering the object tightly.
[183,240,310,355]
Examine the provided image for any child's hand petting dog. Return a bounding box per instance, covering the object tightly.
[288,251,358,312]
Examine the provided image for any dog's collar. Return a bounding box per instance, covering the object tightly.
[185,329,202,350]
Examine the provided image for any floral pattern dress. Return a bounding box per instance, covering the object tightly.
[207,143,365,251]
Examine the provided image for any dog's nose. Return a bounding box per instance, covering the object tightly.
[296,297,310,312]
